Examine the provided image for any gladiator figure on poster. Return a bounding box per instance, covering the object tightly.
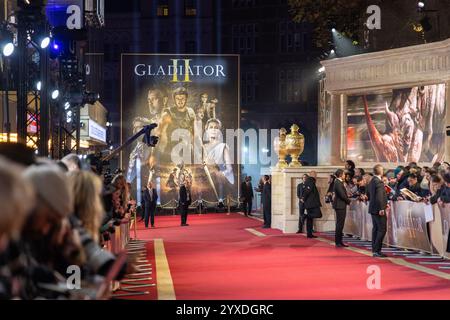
[346,84,446,163]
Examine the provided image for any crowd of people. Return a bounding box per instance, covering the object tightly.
[297,160,450,257]
[0,143,138,300]
[330,160,450,205]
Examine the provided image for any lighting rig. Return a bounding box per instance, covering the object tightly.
[14,0,56,156]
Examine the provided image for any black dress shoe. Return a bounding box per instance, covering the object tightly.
[262,225,270,229]
[296,230,303,234]
[307,235,318,238]
[336,243,349,247]
[181,223,190,226]
[373,252,387,258]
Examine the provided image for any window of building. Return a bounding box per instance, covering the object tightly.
[157,1,169,16]
[184,0,197,16]
[241,71,258,103]
[279,21,305,53]
[232,23,257,54]
[278,67,303,103]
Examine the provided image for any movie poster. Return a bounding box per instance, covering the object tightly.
[121,54,240,206]
[346,84,446,163]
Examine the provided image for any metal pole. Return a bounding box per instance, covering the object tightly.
[16,12,28,144]
[38,29,49,157]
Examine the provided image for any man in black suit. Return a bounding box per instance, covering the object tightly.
[367,164,388,258]
[262,175,271,228]
[300,171,322,238]
[179,179,192,226]
[332,169,351,247]
[296,174,308,233]
[240,176,254,216]
[143,182,158,228]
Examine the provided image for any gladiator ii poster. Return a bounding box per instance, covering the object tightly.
[121,54,240,206]
[346,84,446,163]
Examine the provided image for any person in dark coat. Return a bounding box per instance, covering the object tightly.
[179,179,192,226]
[332,169,351,247]
[262,175,271,228]
[143,182,158,228]
[240,176,254,216]
[300,171,322,238]
[296,174,308,233]
[366,164,388,258]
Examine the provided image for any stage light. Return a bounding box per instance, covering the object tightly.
[2,42,14,56]
[318,66,325,73]
[53,43,59,50]
[109,145,114,150]
[418,1,425,8]
[106,122,112,127]
[51,89,59,100]
[40,36,50,49]
[330,49,335,54]
[64,102,70,110]
[332,28,336,33]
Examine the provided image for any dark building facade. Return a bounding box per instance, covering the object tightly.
[103,0,323,175]
[221,0,320,173]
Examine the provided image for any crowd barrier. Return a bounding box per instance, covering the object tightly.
[343,200,450,258]
[105,218,131,255]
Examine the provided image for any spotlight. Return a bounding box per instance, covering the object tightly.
[106,122,112,127]
[53,43,59,50]
[40,36,50,49]
[2,42,14,56]
[64,102,70,110]
[51,89,59,100]
[418,1,425,8]
[36,81,42,91]
[330,49,335,54]
[331,28,336,33]
[318,66,325,73]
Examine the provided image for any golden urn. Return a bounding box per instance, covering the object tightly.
[285,124,304,168]
[275,128,288,169]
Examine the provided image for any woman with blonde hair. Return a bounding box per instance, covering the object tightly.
[69,170,104,242]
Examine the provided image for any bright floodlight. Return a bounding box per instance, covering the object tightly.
[40,36,50,49]
[331,28,336,32]
[418,2,425,8]
[2,43,14,56]
[36,81,42,91]
[51,89,59,100]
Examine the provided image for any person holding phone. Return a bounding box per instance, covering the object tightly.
[367,164,389,258]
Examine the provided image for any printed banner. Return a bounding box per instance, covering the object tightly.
[346,84,446,163]
[121,54,240,205]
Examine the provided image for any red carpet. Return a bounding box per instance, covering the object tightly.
[134,213,450,300]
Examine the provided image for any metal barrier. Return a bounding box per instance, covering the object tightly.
[343,200,450,257]
[105,218,131,255]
